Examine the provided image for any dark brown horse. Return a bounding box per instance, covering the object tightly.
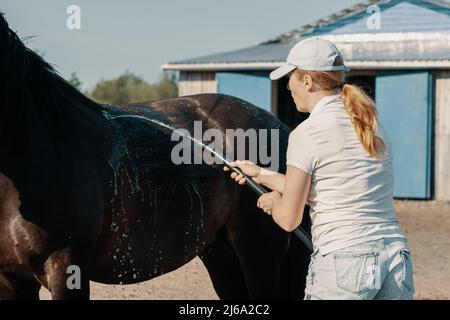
[0,13,310,300]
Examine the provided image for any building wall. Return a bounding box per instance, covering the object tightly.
[435,71,450,201]
[216,72,272,112]
[177,68,450,200]
[178,71,216,97]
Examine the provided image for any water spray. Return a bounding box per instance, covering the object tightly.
[106,112,313,252]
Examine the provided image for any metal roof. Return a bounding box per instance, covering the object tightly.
[162,0,450,71]
[262,0,450,44]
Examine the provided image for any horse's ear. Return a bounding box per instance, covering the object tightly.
[0,12,8,30]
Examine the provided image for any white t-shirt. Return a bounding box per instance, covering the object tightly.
[286,94,406,255]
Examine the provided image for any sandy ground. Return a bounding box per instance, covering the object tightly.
[395,200,450,300]
[40,200,450,300]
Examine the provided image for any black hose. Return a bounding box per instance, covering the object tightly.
[225,163,313,252]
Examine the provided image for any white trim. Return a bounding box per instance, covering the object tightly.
[319,32,450,43]
[162,60,450,72]
[161,62,282,71]
[346,60,450,69]
[162,31,450,72]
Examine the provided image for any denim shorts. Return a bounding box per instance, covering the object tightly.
[304,238,415,300]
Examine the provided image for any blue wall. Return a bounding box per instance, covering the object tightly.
[216,73,272,112]
[376,71,433,199]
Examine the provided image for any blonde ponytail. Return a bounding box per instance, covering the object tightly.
[293,58,386,159]
[341,84,385,159]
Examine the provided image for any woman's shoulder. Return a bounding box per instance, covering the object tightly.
[293,114,340,137]
[289,122,317,145]
[292,118,316,134]
[290,122,316,145]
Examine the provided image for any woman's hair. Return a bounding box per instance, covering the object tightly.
[293,57,386,159]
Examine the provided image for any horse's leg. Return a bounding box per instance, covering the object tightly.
[280,212,311,299]
[226,205,290,299]
[43,247,90,300]
[199,229,249,299]
[0,274,15,300]
[0,273,41,300]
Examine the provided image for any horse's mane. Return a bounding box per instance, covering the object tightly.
[0,12,109,155]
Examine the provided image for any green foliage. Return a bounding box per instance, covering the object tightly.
[153,72,178,101]
[86,71,178,105]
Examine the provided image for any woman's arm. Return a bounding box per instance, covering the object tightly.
[258,165,311,232]
[224,161,286,194]
[257,168,286,194]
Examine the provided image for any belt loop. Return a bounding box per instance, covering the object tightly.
[311,248,320,259]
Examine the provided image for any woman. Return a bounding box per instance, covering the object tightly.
[224,38,415,300]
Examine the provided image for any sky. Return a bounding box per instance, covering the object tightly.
[2,0,361,89]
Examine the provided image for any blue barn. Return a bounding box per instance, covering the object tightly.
[162,0,450,201]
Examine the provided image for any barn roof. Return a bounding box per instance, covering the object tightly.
[162,0,450,71]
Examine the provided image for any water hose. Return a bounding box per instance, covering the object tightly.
[106,112,313,252]
[226,164,313,252]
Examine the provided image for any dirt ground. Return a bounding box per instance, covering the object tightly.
[395,200,450,300]
[40,200,450,300]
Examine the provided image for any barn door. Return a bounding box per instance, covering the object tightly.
[376,71,433,199]
[216,73,272,112]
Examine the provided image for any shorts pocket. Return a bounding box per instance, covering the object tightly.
[398,249,414,292]
[333,250,379,295]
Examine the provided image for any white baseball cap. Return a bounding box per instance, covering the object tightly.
[270,37,350,80]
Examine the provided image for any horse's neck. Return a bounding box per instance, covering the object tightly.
[1,73,111,162]
[0,26,108,156]
[0,17,114,198]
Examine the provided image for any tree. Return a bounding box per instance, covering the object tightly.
[154,72,178,101]
[86,71,178,105]
[68,72,82,91]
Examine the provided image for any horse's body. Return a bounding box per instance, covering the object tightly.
[0,13,310,299]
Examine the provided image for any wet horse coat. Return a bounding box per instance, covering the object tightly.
[0,13,311,299]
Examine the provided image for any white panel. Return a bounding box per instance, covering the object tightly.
[435,71,450,200]
[178,72,217,97]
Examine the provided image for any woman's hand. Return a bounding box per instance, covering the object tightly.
[223,160,262,185]
[257,191,281,215]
